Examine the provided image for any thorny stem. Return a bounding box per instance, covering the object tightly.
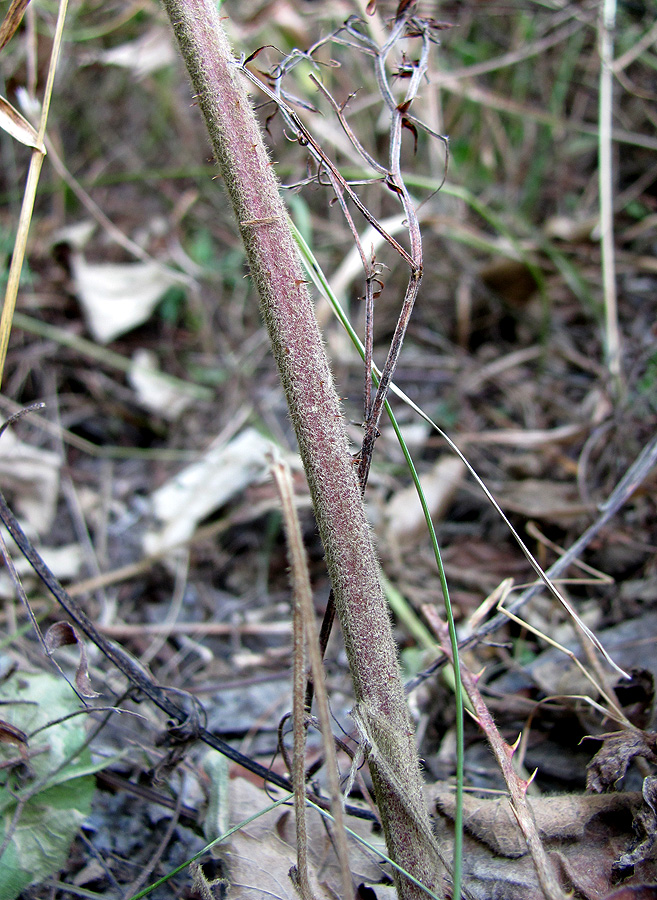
[426,610,568,900]
[162,3,443,897]
[256,11,439,667]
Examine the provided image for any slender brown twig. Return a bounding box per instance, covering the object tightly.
[271,453,354,900]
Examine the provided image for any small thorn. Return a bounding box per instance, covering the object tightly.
[509,733,522,753]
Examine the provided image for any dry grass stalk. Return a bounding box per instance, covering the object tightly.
[0,0,69,384]
[270,451,354,900]
[598,0,622,391]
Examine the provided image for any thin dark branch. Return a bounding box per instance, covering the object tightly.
[0,488,375,821]
[406,431,657,694]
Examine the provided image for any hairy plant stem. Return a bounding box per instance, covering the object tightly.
[162,2,442,896]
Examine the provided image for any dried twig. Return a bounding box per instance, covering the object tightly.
[0,485,378,821]
[598,0,622,391]
[406,430,657,694]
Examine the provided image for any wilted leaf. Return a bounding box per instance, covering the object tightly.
[70,252,181,343]
[220,780,327,900]
[401,116,418,154]
[0,721,27,748]
[0,95,41,150]
[395,0,417,21]
[221,779,390,899]
[434,789,640,857]
[432,787,656,900]
[603,885,657,899]
[0,672,97,899]
[587,731,657,793]
[0,427,60,532]
[613,776,657,876]
[45,622,100,699]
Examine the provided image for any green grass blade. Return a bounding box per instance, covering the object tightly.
[128,795,293,900]
[306,799,444,900]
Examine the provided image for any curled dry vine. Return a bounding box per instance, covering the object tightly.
[239,11,450,491]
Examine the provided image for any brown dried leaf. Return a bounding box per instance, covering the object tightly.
[426,19,455,32]
[45,622,100,699]
[0,0,30,53]
[587,731,657,793]
[432,788,656,900]
[0,720,28,747]
[0,94,42,150]
[614,776,657,876]
[434,790,640,858]
[223,779,391,897]
[395,0,417,21]
[401,116,418,154]
[603,885,657,899]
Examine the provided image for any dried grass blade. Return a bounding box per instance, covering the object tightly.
[270,451,354,900]
[0,0,30,52]
[0,96,42,149]
[0,0,69,384]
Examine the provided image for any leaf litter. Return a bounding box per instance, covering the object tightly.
[0,0,656,898]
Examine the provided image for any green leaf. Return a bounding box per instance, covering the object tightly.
[0,672,96,899]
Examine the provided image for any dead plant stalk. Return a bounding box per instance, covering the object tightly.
[270,454,353,900]
[161,2,442,897]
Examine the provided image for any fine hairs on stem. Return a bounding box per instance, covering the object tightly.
[162,2,446,897]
